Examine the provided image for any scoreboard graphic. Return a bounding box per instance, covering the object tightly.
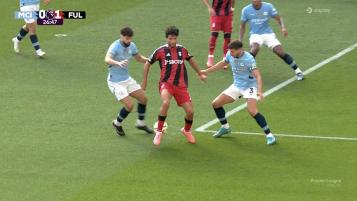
[15,10,86,25]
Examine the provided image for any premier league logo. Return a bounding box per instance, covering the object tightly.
[37,10,64,25]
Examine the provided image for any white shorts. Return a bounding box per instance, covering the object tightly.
[107,77,141,101]
[223,84,258,100]
[249,33,281,49]
[20,4,40,24]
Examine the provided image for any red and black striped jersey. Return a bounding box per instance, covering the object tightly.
[149,44,193,88]
[212,0,233,16]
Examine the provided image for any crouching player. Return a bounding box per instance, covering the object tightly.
[105,27,153,136]
[201,40,276,145]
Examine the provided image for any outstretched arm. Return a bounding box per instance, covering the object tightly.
[201,59,228,75]
[134,53,149,64]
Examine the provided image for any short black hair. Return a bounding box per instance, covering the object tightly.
[228,40,243,49]
[165,26,179,38]
[120,27,134,37]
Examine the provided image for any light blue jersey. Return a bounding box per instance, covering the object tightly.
[106,40,138,82]
[20,0,40,6]
[241,2,278,35]
[225,51,257,90]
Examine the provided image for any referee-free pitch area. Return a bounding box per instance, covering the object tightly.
[1,0,356,200]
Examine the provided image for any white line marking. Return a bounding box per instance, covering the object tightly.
[195,43,357,132]
[54,34,68,37]
[204,130,357,141]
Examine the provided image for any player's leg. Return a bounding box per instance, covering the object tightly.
[108,81,132,136]
[129,88,154,134]
[222,32,231,69]
[153,86,173,145]
[27,22,45,57]
[211,87,237,137]
[246,98,276,145]
[12,4,35,53]
[207,15,222,67]
[112,96,134,136]
[265,33,304,80]
[12,25,29,53]
[272,45,304,80]
[222,15,233,62]
[207,32,219,67]
[180,102,196,144]
[249,34,263,58]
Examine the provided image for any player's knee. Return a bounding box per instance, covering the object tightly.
[140,96,148,105]
[186,108,194,117]
[273,46,285,57]
[252,45,260,52]
[28,24,36,34]
[125,102,134,112]
[211,32,219,37]
[248,108,258,117]
[211,101,219,109]
[224,33,231,39]
[162,100,170,108]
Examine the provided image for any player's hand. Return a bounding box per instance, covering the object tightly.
[198,72,207,83]
[257,91,264,101]
[43,0,50,6]
[281,27,288,37]
[208,7,216,16]
[117,60,129,67]
[200,70,208,76]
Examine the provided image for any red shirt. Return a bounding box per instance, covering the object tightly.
[149,44,193,88]
[212,0,233,16]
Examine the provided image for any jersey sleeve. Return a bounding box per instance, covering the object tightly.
[131,43,138,56]
[183,47,193,61]
[248,59,258,72]
[106,42,118,57]
[241,7,248,22]
[148,48,161,65]
[269,3,278,17]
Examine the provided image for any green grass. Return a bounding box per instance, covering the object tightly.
[0,0,356,201]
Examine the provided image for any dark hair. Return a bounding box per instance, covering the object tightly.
[228,40,243,49]
[120,27,134,37]
[165,26,179,38]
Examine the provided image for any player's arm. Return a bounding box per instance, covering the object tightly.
[273,15,288,37]
[231,0,235,11]
[239,9,248,41]
[141,61,151,91]
[188,57,207,82]
[133,53,149,64]
[252,68,264,101]
[202,0,216,16]
[104,53,128,67]
[239,21,246,42]
[201,59,228,75]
